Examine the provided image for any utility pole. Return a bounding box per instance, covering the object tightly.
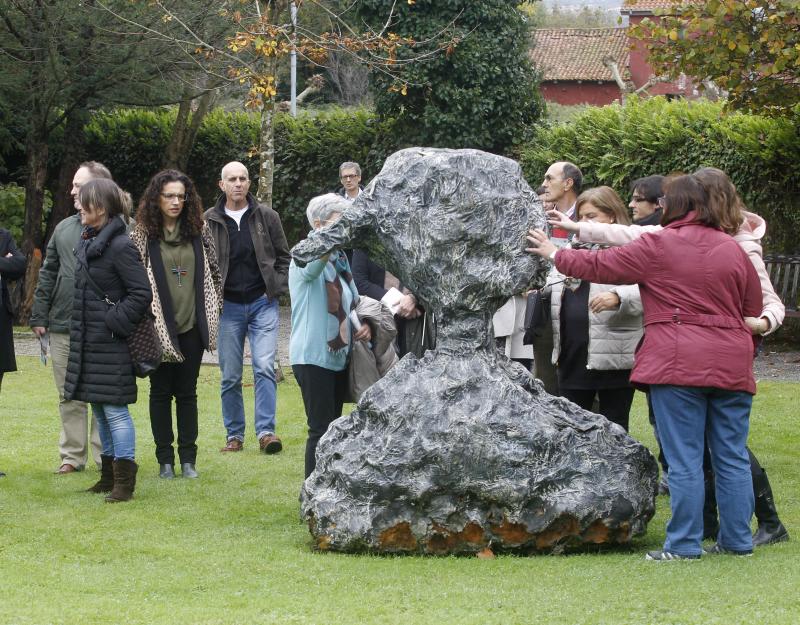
[290,1,297,116]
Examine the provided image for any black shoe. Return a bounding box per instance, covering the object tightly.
[0,470,5,477]
[181,463,199,479]
[159,463,175,479]
[753,522,789,547]
[703,543,753,556]
[645,550,700,561]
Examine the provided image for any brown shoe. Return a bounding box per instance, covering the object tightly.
[220,438,243,453]
[55,463,79,474]
[259,434,283,455]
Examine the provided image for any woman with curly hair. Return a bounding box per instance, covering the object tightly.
[130,170,222,479]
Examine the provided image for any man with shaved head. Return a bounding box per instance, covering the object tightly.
[204,161,291,455]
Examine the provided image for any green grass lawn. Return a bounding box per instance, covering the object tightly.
[0,356,797,625]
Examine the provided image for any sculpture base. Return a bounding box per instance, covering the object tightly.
[301,349,658,555]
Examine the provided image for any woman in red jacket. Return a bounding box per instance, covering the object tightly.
[527,174,763,560]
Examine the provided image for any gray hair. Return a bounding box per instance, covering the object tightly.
[306,193,350,227]
[78,161,112,180]
[339,161,361,177]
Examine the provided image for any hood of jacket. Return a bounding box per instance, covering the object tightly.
[735,211,766,244]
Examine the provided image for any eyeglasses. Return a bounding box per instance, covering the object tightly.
[340,174,358,180]
[657,196,667,209]
[161,193,186,202]
[631,195,647,203]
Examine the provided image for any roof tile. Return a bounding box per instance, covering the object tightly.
[621,0,698,14]
[530,28,630,82]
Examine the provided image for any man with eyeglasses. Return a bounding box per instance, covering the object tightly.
[204,161,291,455]
[30,161,111,474]
[337,162,362,203]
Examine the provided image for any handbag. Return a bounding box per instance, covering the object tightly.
[522,290,550,345]
[82,268,163,378]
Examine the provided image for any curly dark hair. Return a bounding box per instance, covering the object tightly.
[137,169,204,241]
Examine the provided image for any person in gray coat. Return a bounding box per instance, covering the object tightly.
[547,187,642,431]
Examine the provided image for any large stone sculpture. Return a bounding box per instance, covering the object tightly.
[293,148,658,554]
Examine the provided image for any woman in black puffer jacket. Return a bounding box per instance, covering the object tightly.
[64,179,152,502]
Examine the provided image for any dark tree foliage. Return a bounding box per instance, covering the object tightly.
[355,0,543,155]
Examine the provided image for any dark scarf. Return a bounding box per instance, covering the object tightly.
[325,250,358,352]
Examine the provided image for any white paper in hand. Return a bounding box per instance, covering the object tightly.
[380,287,404,315]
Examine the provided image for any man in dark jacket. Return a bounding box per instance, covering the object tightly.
[204,161,291,454]
[30,161,111,474]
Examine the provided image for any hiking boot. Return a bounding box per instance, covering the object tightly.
[259,433,283,455]
[220,438,243,452]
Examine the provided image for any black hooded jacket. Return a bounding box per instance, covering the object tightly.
[64,217,152,405]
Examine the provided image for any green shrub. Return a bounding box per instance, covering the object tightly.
[356,0,543,155]
[520,97,800,253]
[82,107,388,245]
[85,109,175,200]
[0,183,51,243]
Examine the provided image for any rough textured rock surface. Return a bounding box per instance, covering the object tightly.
[293,148,658,554]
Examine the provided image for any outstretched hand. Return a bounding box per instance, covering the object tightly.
[526,229,558,260]
[546,210,579,233]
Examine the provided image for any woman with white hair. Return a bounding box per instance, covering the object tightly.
[289,194,371,478]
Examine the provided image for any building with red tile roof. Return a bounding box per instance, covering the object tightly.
[531,28,631,105]
[531,1,697,106]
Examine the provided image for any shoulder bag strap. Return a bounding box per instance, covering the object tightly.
[82,266,117,307]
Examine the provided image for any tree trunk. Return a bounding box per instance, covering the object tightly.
[256,90,276,208]
[163,87,217,172]
[47,107,89,242]
[16,133,49,323]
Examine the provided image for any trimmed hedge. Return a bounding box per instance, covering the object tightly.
[84,107,388,245]
[520,97,800,253]
[65,97,800,252]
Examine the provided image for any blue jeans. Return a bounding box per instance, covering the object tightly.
[218,295,279,441]
[650,385,754,556]
[91,403,136,461]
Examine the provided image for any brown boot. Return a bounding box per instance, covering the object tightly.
[87,455,115,493]
[105,459,138,503]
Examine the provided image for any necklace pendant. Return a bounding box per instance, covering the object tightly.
[171,265,188,287]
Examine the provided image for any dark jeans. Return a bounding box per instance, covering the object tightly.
[148,327,203,465]
[560,386,635,431]
[293,364,348,479]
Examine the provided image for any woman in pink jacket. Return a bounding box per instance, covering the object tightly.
[528,174,763,560]
[547,168,789,547]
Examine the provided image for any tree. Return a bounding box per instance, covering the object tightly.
[520,2,618,28]
[0,0,218,319]
[356,0,543,155]
[100,1,451,208]
[628,0,800,116]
